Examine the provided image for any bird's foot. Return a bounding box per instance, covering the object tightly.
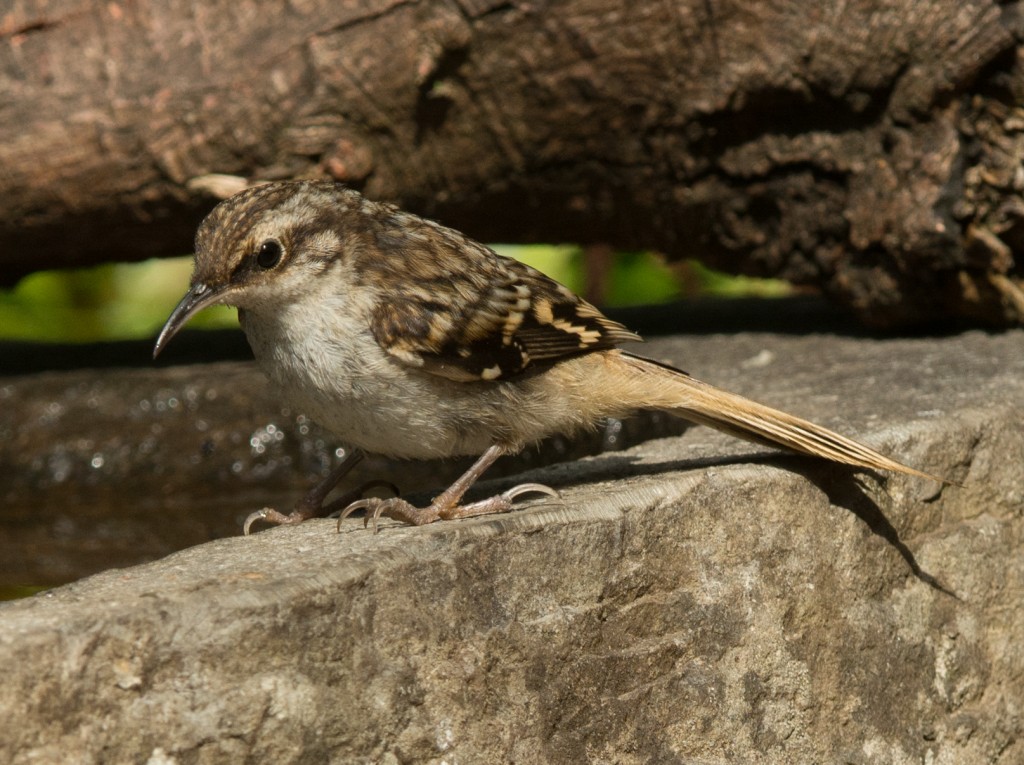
[243,507,307,536]
[244,479,398,535]
[338,483,559,532]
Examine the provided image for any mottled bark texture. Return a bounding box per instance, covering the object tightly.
[2,0,1023,326]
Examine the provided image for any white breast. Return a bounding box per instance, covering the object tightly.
[238,290,496,459]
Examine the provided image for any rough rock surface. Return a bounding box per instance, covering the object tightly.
[1,329,1022,764]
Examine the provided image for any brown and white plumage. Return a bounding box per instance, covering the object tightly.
[155,180,942,531]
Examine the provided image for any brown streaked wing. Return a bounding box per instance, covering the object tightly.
[370,255,642,382]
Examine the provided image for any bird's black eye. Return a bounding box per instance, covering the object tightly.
[255,240,283,270]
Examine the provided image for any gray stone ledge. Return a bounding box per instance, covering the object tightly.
[2,329,1023,763]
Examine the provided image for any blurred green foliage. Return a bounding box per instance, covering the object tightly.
[0,258,236,342]
[501,246,686,304]
[0,247,790,343]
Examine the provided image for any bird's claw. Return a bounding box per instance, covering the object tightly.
[502,483,559,502]
[336,497,389,533]
[243,509,269,536]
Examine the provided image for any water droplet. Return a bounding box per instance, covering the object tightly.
[90,454,105,469]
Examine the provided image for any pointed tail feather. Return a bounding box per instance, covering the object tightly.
[616,352,944,482]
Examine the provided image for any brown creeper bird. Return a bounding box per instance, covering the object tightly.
[154,180,941,533]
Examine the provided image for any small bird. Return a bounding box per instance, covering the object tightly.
[154,180,941,533]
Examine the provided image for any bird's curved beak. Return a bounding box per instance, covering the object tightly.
[152,282,228,359]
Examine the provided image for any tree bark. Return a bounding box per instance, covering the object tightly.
[2,0,1022,326]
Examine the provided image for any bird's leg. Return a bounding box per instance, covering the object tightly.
[243,448,365,534]
[338,444,558,531]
